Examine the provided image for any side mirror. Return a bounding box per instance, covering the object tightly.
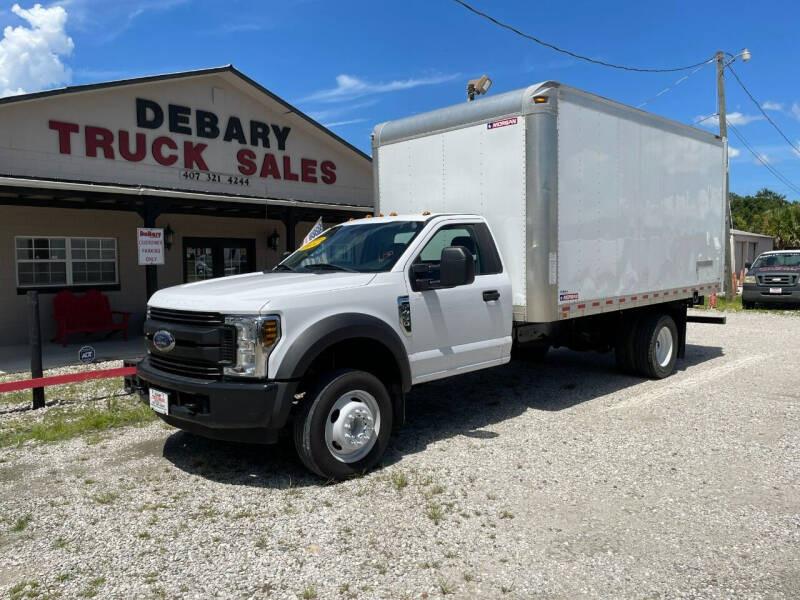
[440,246,475,287]
[744,262,752,269]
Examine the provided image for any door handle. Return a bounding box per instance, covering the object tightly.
[483,290,500,302]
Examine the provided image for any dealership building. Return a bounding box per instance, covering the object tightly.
[0,66,374,344]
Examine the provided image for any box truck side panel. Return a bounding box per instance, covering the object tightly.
[556,90,725,306]
[377,118,528,308]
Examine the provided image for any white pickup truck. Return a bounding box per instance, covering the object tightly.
[135,81,725,479]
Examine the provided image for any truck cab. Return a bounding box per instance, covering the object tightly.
[742,250,800,309]
[136,214,512,479]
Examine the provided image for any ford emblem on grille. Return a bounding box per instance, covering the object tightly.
[153,330,176,353]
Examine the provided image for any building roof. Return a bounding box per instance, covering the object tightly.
[731,229,774,239]
[0,65,371,163]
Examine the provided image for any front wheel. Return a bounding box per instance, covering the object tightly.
[293,369,392,480]
[742,300,755,310]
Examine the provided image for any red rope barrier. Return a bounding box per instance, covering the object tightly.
[0,366,137,394]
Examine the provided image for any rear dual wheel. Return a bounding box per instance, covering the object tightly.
[293,369,392,480]
[615,313,677,379]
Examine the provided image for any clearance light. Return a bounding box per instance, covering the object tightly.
[365,214,373,218]
[348,217,355,221]
[390,212,398,216]
[533,96,549,104]
[378,213,384,217]
[422,211,431,216]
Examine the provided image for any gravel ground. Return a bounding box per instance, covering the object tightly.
[0,311,798,599]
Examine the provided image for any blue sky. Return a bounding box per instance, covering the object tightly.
[2,0,799,199]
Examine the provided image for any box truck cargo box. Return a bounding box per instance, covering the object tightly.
[372,81,725,323]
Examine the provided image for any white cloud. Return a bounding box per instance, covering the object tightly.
[0,3,74,97]
[306,100,377,123]
[792,103,800,122]
[51,0,188,42]
[763,101,784,111]
[302,73,460,103]
[755,152,771,165]
[323,118,368,128]
[728,146,741,158]
[694,111,763,129]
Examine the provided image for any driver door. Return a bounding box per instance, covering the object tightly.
[405,221,511,383]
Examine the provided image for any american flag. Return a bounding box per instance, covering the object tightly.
[301,217,324,248]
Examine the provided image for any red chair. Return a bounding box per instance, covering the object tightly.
[51,289,131,347]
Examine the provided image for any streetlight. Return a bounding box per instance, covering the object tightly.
[717,48,751,300]
[467,75,492,101]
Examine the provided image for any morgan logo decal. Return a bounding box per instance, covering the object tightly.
[487,117,518,130]
[559,292,579,302]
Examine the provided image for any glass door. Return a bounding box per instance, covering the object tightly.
[183,237,255,282]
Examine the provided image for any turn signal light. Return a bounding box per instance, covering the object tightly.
[389,212,398,216]
[533,96,549,103]
[422,211,431,215]
[261,319,280,346]
[365,214,373,218]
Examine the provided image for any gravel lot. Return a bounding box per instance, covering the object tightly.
[1,311,798,599]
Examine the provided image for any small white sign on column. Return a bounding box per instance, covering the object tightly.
[137,228,165,265]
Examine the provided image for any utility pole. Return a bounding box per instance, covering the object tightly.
[716,50,734,301]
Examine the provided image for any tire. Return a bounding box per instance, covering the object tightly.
[614,316,640,374]
[633,314,678,379]
[293,369,392,480]
[743,301,755,310]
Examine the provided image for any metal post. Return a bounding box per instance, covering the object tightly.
[141,199,159,299]
[27,291,45,409]
[716,51,733,301]
[284,208,296,252]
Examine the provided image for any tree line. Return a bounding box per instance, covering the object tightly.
[730,188,800,249]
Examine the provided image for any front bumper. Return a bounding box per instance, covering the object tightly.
[134,356,297,444]
[742,285,800,305]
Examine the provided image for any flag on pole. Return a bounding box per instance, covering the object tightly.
[301,217,324,248]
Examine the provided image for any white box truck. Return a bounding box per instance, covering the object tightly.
[134,81,725,479]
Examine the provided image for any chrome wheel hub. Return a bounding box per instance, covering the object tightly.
[325,390,380,463]
[655,326,674,368]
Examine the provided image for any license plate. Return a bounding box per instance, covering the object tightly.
[769,287,782,294]
[149,388,169,415]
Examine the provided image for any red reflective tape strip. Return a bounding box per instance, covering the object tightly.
[592,302,600,307]
[605,300,613,305]
[619,298,626,303]
[643,294,648,299]
[563,306,570,311]
[577,304,586,309]
[632,296,638,300]
[0,367,137,394]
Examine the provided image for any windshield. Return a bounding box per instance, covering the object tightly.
[751,253,800,269]
[279,221,424,273]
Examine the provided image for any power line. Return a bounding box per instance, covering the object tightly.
[693,113,718,126]
[637,61,714,109]
[728,122,800,196]
[726,63,800,156]
[451,0,715,73]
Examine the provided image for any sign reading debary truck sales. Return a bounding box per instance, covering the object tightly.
[48,99,337,187]
[0,70,373,207]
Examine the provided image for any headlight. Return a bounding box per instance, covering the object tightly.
[743,275,756,284]
[223,315,281,378]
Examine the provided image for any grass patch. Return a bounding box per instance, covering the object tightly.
[52,537,68,549]
[300,586,317,599]
[438,579,455,595]
[695,295,743,311]
[425,503,445,525]
[0,395,156,448]
[12,513,32,532]
[390,471,409,491]
[91,491,118,505]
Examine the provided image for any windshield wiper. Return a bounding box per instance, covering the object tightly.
[302,263,359,273]
[272,263,296,272]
